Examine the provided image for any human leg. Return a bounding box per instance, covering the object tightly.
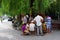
[40,25,43,35]
[37,26,40,36]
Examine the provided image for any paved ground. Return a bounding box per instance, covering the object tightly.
[0,20,60,40]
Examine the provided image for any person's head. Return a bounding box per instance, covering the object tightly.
[37,12,45,18]
[46,15,50,18]
[37,12,42,15]
[21,13,25,17]
[37,13,40,15]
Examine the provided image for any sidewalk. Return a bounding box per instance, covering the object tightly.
[0,21,60,40]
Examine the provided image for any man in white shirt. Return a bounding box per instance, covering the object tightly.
[34,13,43,36]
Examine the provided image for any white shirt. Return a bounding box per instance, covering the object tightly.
[34,15,43,26]
[47,16,51,22]
[26,24,29,29]
[29,23,35,31]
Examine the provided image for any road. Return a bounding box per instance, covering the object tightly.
[0,21,60,40]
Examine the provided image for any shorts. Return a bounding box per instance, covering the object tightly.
[46,22,51,29]
[46,24,51,29]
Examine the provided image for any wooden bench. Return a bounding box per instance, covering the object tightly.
[52,20,60,30]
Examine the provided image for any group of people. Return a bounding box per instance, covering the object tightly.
[21,13,52,36]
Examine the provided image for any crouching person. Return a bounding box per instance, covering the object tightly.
[42,22,47,33]
[22,23,30,35]
[29,21,36,35]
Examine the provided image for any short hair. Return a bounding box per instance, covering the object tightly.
[37,12,45,18]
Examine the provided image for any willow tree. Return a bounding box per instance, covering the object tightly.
[0,0,2,16]
[33,0,54,13]
[20,0,30,14]
[9,0,30,16]
[0,0,2,8]
[1,0,56,16]
[2,0,30,16]
[56,0,60,13]
[56,0,60,19]
[9,0,20,16]
[2,0,10,15]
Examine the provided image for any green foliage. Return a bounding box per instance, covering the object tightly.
[1,0,30,16]
[2,0,10,14]
[1,0,59,16]
[0,0,2,16]
[56,0,60,13]
[20,0,30,14]
[33,0,54,13]
[0,0,2,8]
[0,8,2,16]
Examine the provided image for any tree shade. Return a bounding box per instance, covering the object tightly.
[1,0,30,16]
[0,0,60,16]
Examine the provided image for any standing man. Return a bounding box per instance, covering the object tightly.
[34,13,44,36]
